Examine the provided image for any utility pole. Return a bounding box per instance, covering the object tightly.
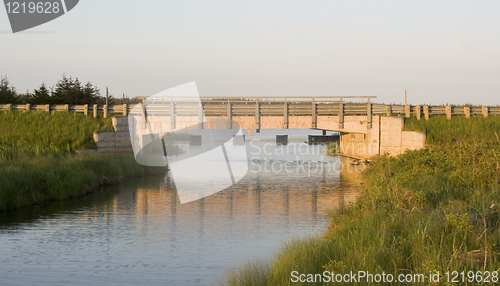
[106,87,109,105]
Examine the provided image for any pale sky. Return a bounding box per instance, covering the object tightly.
[1,0,499,105]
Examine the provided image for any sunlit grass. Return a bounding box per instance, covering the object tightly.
[220,116,500,285]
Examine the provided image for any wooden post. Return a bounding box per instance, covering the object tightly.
[103,104,108,118]
[482,106,489,117]
[423,105,429,120]
[123,104,128,116]
[64,104,69,112]
[415,105,421,120]
[84,104,88,116]
[311,98,317,129]
[255,98,260,132]
[105,87,109,106]
[404,105,410,118]
[283,99,288,129]
[464,106,470,119]
[45,104,50,113]
[339,99,344,129]
[25,103,30,112]
[367,98,372,129]
[446,105,451,120]
[93,104,98,118]
[227,99,232,129]
[6,104,11,112]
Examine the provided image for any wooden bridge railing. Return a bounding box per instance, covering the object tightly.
[1,98,499,122]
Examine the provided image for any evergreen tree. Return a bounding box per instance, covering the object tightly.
[51,75,101,104]
[0,76,17,104]
[31,83,51,104]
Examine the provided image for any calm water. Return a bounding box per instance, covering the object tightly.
[0,142,362,286]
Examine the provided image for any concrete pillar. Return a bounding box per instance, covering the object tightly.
[311,99,317,129]
[415,105,421,120]
[170,99,175,130]
[483,106,489,117]
[255,99,260,131]
[84,104,88,116]
[198,102,203,129]
[339,100,344,129]
[227,100,232,129]
[283,101,288,129]
[367,100,372,128]
[93,104,98,118]
[103,104,108,118]
[464,106,470,119]
[446,105,451,120]
[404,105,410,118]
[423,105,429,120]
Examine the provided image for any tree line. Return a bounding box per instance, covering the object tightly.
[0,75,141,105]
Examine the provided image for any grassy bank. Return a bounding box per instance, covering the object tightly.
[0,111,166,211]
[221,116,500,285]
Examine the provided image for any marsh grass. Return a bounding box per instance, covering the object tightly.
[220,116,500,285]
[0,111,114,152]
[0,111,165,211]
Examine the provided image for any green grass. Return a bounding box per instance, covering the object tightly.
[220,116,500,285]
[0,111,114,152]
[0,111,166,211]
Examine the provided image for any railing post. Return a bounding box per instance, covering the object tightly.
[93,104,97,118]
[45,104,50,113]
[84,104,88,116]
[423,105,429,120]
[255,98,260,132]
[227,99,232,129]
[283,99,288,129]
[198,101,204,129]
[404,105,410,118]
[339,99,344,129]
[123,104,128,116]
[311,98,317,129]
[25,103,30,112]
[464,106,470,119]
[367,98,372,129]
[446,105,451,119]
[170,98,175,130]
[6,104,11,112]
[482,106,489,117]
[103,104,108,118]
[415,105,421,120]
[64,104,69,112]
[386,105,391,116]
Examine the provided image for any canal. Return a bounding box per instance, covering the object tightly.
[0,141,362,285]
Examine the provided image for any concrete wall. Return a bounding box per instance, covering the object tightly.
[105,114,425,158]
[93,117,133,154]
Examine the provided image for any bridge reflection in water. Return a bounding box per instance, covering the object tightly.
[124,156,364,237]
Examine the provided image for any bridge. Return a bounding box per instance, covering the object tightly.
[4,99,500,159]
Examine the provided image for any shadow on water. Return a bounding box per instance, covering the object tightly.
[0,176,166,228]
